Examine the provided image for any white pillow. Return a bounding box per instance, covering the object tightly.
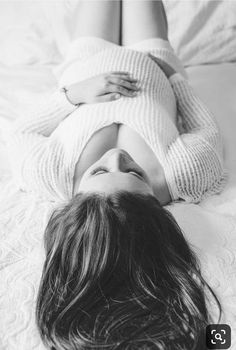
[164,0,236,66]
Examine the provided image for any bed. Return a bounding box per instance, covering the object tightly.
[0,1,236,349]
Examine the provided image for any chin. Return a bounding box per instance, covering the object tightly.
[154,189,171,206]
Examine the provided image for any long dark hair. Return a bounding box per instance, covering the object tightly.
[36,191,221,350]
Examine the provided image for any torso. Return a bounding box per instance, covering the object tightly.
[54,43,179,202]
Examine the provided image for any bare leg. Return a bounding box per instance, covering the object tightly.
[76,0,121,45]
[122,0,168,46]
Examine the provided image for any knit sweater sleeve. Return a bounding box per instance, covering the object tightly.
[6,90,78,201]
[164,73,227,203]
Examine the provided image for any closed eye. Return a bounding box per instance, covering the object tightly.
[126,169,144,179]
[90,167,109,175]
[90,167,144,180]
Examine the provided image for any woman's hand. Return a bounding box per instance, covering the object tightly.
[65,71,140,105]
[148,54,176,79]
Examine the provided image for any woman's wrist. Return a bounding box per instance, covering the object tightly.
[61,86,81,106]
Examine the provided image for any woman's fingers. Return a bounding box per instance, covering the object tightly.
[106,83,138,97]
[147,54,176,78]
[148,54,164,68]
[67,71,140,105]
[96,93,121,103]
[108,75,139,91]
[109,71,130,75]
[109,72,138,83]
[99,73,140,96]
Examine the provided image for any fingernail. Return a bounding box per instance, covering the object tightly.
[115,93,120,99]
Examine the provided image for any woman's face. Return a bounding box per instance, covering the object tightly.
[77,148,154,196]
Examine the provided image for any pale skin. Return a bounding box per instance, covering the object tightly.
[64,1,176,204]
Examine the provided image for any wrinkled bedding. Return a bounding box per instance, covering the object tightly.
[1,1,236,68]
[0,60,236,350]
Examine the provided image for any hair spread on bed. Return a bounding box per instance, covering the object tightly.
[36,192,221,350]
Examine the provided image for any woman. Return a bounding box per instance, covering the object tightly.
[7,1,226,205]
[6,0,224,349]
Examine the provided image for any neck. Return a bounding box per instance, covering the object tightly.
[153,173,171,205]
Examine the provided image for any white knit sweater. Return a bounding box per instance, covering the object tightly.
[7,37,226,203]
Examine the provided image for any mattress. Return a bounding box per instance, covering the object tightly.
[0,61,236,349]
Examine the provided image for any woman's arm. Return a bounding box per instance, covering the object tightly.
[12,71,139,136]
[6,90,78,201]
[6,72,140,201]
[151,56,227,202]
[12,90,77,136]
[169,73,220,145]
[165,73,227,203]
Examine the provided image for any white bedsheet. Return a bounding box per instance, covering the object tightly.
[0,62,236,349]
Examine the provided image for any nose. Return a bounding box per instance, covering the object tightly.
[106,149,133,172]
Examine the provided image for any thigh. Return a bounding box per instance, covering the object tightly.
[122,0,168,46]
[76,0,121,45]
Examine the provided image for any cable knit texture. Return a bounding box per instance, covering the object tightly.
[6,37,227,203]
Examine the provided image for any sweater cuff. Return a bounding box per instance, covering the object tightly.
[169,72,186,86]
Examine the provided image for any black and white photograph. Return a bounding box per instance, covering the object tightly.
[0,0,236,349]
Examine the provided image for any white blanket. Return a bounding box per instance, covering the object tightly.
[0,61,236,350]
